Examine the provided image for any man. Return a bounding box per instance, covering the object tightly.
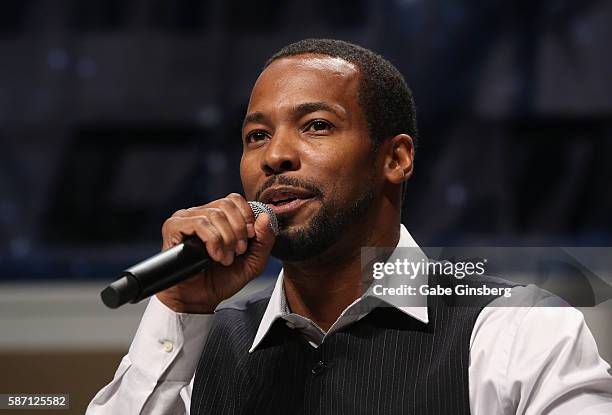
[88,39,612,414]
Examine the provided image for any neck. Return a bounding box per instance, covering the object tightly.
[282,213,400,332]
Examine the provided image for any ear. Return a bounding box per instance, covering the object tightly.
[383,134,414,185]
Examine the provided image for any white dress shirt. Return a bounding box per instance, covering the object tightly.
[87,225,612,414]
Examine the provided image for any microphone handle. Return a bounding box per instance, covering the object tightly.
[100,237,212,309]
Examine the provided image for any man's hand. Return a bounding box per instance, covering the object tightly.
[156,193,276,314]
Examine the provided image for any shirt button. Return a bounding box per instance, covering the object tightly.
[162,340,174,353]
[285,321,296,329]
[311,361,326,376]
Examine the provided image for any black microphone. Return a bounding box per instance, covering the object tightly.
[100,201,279,309]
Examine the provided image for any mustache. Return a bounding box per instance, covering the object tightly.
[255,175,323,202]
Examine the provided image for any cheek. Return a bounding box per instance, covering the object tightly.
[309,142,375,198]
[239,158,257,200]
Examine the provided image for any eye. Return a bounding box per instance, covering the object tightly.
[304,119,333,134]
[245,130,269,144]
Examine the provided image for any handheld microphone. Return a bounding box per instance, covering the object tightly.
[100,201,278,309]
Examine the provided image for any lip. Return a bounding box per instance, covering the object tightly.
[259,185,317,217]
[259,186,316,204]
[265,197,313,216]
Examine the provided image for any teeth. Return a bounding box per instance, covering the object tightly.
[272,194,296,203]
[273,197,297,205]
[265,190,313,204]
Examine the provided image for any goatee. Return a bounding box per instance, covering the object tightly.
[272,187,374,261]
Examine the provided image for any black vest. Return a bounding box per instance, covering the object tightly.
[191,275,516,415]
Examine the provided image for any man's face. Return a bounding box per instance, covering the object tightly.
[240,54,379,260]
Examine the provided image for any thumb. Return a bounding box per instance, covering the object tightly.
[244,212,276,269]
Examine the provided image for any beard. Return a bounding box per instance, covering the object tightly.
[271,184,374,261]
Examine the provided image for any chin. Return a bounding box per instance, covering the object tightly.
[270,189,374,262]
[271,222,336,262]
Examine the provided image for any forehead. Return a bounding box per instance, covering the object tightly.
[247,55,360,114]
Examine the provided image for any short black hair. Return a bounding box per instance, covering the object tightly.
[265,38,418,147]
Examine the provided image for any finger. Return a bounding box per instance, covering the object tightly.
[162,216,226,263]
[205,208,238,266]
[217,197,249,255]
[226,193,256,239]
[253,213,276,248]
[190,217,226,263]
[161,216,187,250]
[243,213,276,276]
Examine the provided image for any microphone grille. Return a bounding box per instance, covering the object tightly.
[248,201,279,236]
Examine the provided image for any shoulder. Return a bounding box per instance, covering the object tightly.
[471,283,574,355]
[469,284,611,413]
[471,284,573,351]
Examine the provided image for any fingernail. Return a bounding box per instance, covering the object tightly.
[237,240,247,254]
[247,223,255,238]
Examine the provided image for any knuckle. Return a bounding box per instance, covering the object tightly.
[202,226,221,245]
[161,217,177,234]
[211,230,223,245]
[208,208,226,220]
[218,198,234,209]
[227,193,244,202]
[229,193,249,209]
[172,209,188,218]
[198,216,212,227]
[236,223,248,237]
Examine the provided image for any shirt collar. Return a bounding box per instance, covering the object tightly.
[249,224,428,353]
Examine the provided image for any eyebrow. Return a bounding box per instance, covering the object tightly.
[242,112,267,129]
[293,102,346,121]
[242,101,346,129]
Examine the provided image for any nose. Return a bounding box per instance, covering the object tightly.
[261,130,300,175]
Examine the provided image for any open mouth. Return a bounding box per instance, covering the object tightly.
[259,186,317,216]
[270,196,301,206]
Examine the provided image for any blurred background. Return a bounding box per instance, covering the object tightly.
[1,0,611,413]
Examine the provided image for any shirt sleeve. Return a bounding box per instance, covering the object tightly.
[86,295,214,415]
[469,286,612,415]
